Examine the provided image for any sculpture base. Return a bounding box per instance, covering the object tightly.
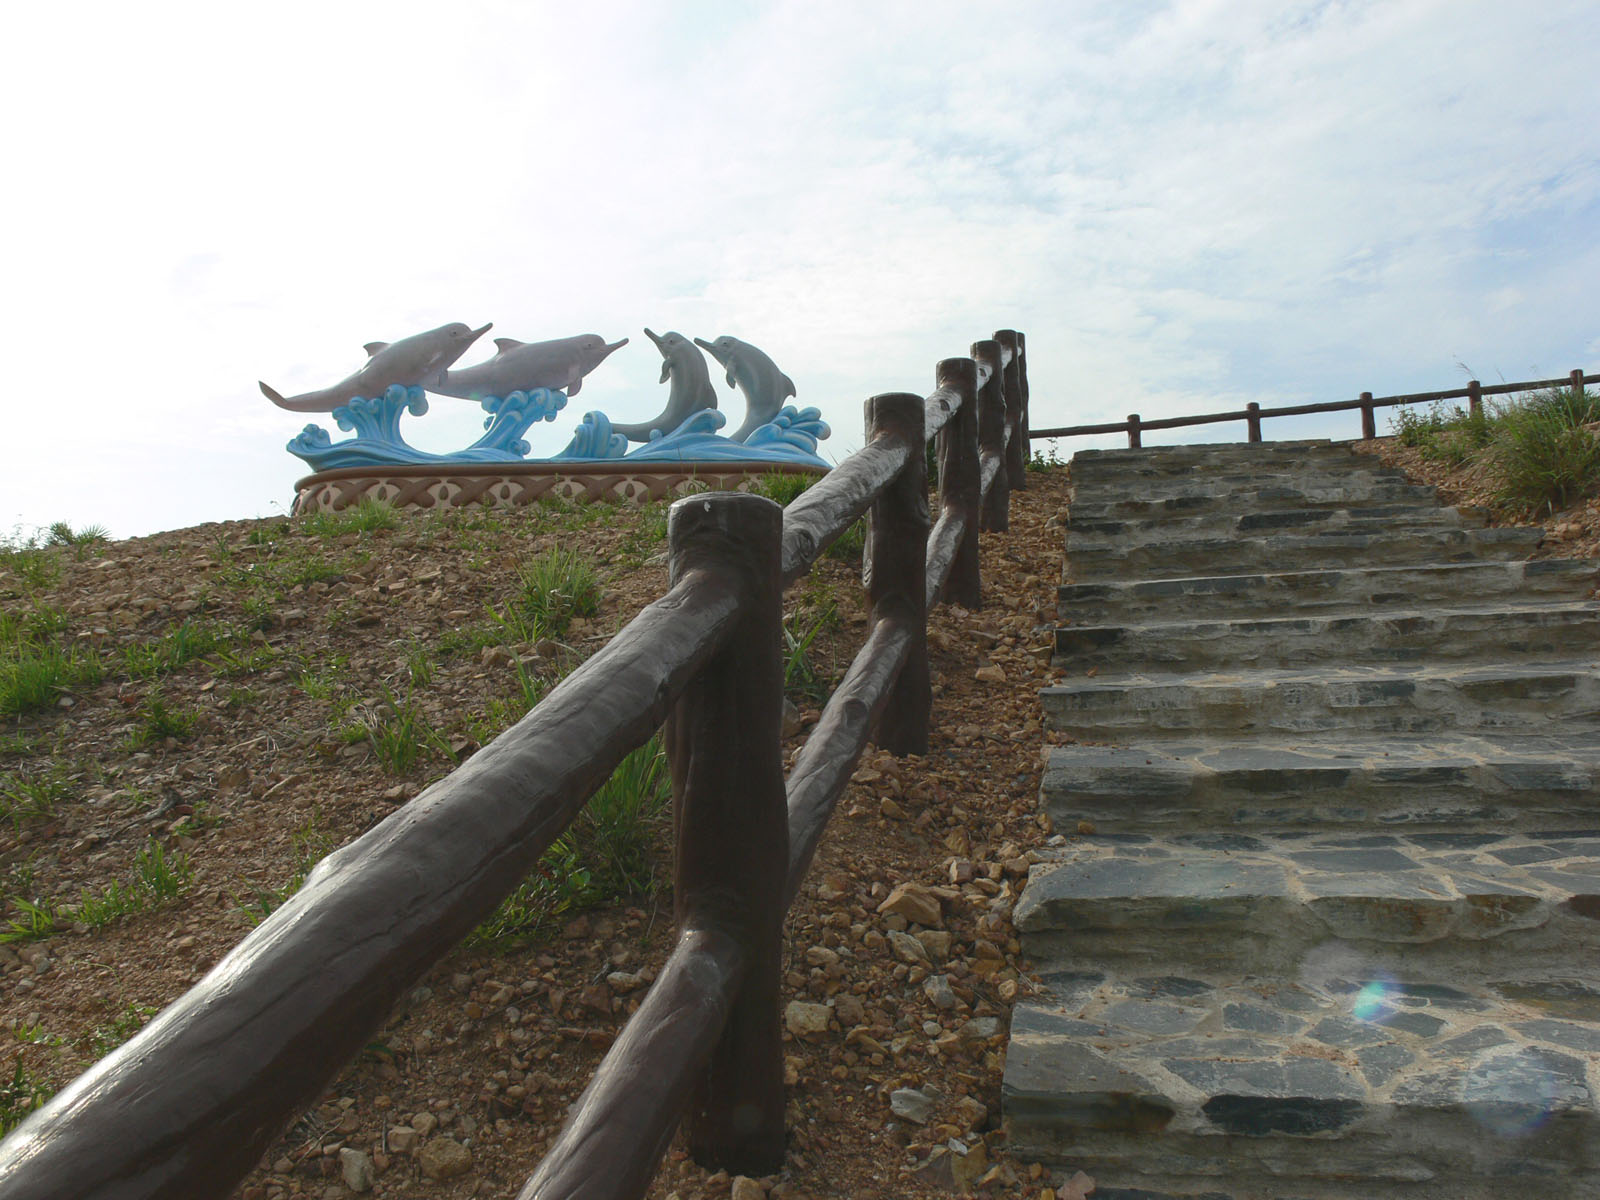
[292,461,827,514]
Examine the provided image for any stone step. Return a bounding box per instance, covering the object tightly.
[1003,963,1600,1196]
[1053,603,1600,672]
[1039,733,1600,834]
[1039,662,1600,739]
[1066,479,1442,521]
[1066,525,1545,582]
[1065,505,1478,550]
[1056,560,1600,625]
[1069,440,1357,476]
[1013,831,1600,977]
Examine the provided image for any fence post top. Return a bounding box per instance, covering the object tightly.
[993,329,1020,349]
[937,357,978,386]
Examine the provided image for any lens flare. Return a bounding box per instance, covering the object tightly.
[1351,976,1396,1022]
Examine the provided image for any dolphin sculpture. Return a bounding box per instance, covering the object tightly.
[432,333,629,401]
[259,322,492,413]
[610,328,719,442]
[694,335,797,442]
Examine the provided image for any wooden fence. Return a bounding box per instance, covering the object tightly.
[1031,367,1597,447]
[0,331,1031,1200]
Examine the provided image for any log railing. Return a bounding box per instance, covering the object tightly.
[1031,367,1597,448]
[0,330,1032,1200]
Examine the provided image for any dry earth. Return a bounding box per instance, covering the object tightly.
[3,435,1594,1200]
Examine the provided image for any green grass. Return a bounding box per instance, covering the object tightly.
[240,812,337,925]
[494,548,603,644]
[350,687,453,776]
[748,470,816,506]
[0,637,104,717]
[471,736,669,946]
[1,1054,52,1135]
[0,765,73,829]
[783,603,839,703]
[299,496,400,537]
[1391,385,1600,517]
[122,691,200,750]
[120,618,228,680]
[86,1003,158,1058]
[1,840,192,945]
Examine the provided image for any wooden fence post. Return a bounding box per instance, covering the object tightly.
[996,329,1027,491]
[975,339,1010,533]
[664,492,787,1173]
[1127,414,1142,449]
[1573,369,1586,400]
[935,357,981,609]
[865,392,930,755]
[1468,380,1482,418]
[1246,402,1262,443]
[1360,392,1375,440]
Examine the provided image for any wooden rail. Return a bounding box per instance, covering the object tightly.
[0,330,1032,1200]
[1031,368,1597,447]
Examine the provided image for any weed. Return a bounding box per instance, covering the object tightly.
[121,618,227,679]
[352,687,453,776]
[1029,441,1065,471]
[1491,389,1600,515]
[0,765,73,829]
[123,690,199,750]
[823,518,867,564]
[0,638,104,717]
[783,604,839,703]
[241,812,336,924]
[300,497,400,538]
[471,737,669,946]
[749,471,815,506]
[1,1054,52,1135]
[86,1003,158,1057]
[495,549,602,644]
[2,898,57,943]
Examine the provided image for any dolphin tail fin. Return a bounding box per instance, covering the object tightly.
[260,381,290,408]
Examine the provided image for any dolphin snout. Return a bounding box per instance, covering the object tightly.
[601,338,629,359]
[469,323,493,341]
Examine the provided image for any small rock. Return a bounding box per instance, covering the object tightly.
[877,882,942,927]
[417,1137,472,1181]
[731,1176,765,1200]
[386,1125,417,1154]
[784,1001,833,1039]
[974,664,1006,683]
[959,1016,1001,1043]
[782,700,803,738]
[915,929,952,962]
[888,930,930,965]
[411,1112,438,1138]
[923,974,958,1011]
[890,1087,934,1125]
[338,1148,375,1193]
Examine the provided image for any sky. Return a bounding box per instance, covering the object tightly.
[3,0,1597,540]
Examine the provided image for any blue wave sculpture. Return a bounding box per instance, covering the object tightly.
[286,385,568,472]
[551,407,830,467]
[281,331,832,473]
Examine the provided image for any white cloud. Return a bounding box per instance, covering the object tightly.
[1,0,1596,535]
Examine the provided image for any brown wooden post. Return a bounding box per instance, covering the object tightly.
[996,329,1027,491]
[1360,392,1375,440]
[975,339,1010,533]
[1127,414,1142,448]
[1573,369,1586,401]
[1246,402,1262,443]
[1016,330,1031,474]
[865,392,930,755]
[935,357,981,609]
[664,492,787,1174]
[1468,380,1482,418]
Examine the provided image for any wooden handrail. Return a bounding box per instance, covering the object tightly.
[1031,369,1598,446]
[0,328,1032,1200]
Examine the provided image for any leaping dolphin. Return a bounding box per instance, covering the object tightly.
[611,328,719,442]
[259,322,491,413]
[432,333,628,401]
[694,335,797,442]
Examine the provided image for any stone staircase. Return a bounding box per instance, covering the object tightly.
[1003,441,1600,1198]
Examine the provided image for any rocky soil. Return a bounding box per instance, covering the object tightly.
[0,468,1074,1200]
[3,434,1592,1200]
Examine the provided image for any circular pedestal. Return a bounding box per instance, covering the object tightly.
[292,461,827,514]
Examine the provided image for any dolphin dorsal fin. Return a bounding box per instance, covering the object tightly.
[782,373,797,398]
[492,338,524,354]
[363,342,390,357]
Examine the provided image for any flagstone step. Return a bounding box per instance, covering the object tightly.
[1068,440,1361,477]
[1056,560,1599,626]
[1039,734,1600,834]
[1003,965,1600,1196]
[1065,504,1479,550]
[1013,832,1600,978]
[1040,662,1600,740]
[1066,525,1545,582]
[1052,603,1600,672]
[1066,480,1442,522]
